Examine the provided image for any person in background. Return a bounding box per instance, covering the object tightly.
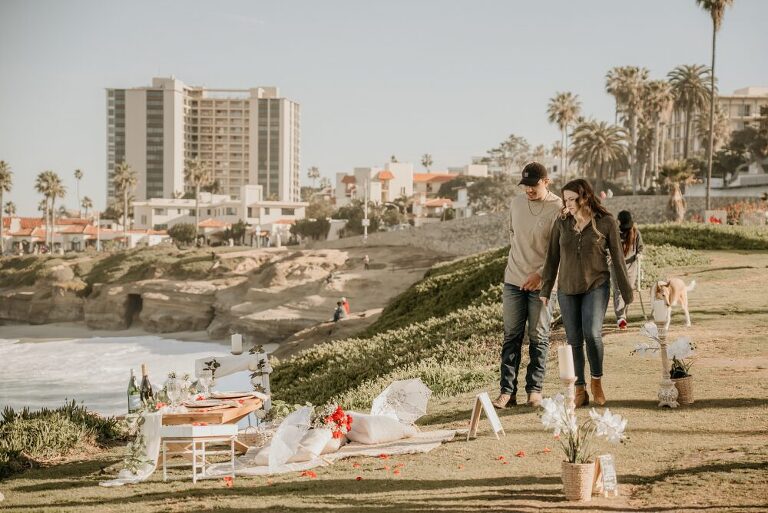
[540,179,633,407]
[613,210,644,330]
[493,162,562,410]
[341,296,350,315]
[363,254,370,270]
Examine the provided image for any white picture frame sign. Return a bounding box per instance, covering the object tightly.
[593,453,619,497]
[466,392,506,441]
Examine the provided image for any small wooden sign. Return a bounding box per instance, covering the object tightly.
[466,392,506,441]
[593,454,619,497]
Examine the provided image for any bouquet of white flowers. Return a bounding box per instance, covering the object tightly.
[541,393,628,464]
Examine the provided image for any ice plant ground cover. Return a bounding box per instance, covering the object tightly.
[0,250,766,511]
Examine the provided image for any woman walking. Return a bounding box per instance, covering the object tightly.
[613,210,644,330]
[539,179,633,407]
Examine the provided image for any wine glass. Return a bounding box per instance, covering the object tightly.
[166,377,183,411]
[198,370,213,398]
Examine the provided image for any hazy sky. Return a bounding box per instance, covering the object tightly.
[1,0,766,216]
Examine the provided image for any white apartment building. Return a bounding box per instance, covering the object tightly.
[132,185,307,234]
[106,77,301,203]
[334,162,415,208]
[666,86,768,161]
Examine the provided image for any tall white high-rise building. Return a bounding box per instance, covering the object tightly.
[106,77,300,202]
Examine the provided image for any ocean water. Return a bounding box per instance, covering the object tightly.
[0,336,269,416]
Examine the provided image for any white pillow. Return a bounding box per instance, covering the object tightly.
[345,412,418,444]
[251,428,333,465]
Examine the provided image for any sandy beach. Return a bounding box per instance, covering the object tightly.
[0,321,226,344]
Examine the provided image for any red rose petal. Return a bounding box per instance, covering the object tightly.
[355,476,363,481]
[515,450,526,457]
[542,447,552,453]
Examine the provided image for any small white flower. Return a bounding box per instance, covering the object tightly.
[591,408,627,444]
[667,337,695,360]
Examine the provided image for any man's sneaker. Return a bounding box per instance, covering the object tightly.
[526,392,543,407]
[491,393,516,409]
[618,318,628,330]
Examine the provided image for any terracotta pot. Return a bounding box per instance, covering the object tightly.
[561,461,595,501]
[673,375,694,405]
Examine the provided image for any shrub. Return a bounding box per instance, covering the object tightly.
[362,247,507,335]
[0,400,123,479]
[168,223,197,245]
[640,223,768,250]
[271,303,503,406]
[639,244,710,288]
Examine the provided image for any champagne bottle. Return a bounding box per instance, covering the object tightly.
[127,369,141,413]
[140,363,154,406]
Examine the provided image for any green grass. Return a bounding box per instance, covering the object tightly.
[362,247,507,335]
[640,223,768,250]
[0,400,123,479]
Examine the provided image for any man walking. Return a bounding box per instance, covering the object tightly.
[493,162,562,409]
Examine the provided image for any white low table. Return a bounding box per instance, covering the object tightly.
[161,424,238,483]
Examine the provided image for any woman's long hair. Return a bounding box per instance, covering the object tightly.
[561,179,612,239]
[621,225,638,256]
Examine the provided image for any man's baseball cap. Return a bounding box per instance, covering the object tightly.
[519,162,548,186]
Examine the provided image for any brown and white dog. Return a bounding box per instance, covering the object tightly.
[651,278,696,330]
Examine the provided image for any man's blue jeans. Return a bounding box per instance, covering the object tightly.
[557,281,610,387]
[500,283,553,395]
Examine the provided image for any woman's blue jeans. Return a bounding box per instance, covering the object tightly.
[557,281,610,387]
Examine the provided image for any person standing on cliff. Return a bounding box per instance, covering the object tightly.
[493,162,563,409]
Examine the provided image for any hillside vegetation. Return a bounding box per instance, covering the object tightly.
[271,239,710,408]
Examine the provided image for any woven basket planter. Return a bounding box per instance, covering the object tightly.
[238,426,273,448]
[673,375,694,405]
[561,461,595,501]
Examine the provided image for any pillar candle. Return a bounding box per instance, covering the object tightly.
[231,333,243,355]
[558,345,575,380]
[652,300,668,323]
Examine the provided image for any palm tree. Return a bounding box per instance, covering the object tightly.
[0,161,12,255]
[81,196,93,217]
[696,0,734,209]
[569,120,630,192]
[696,104,729,155]
[184,158,214,240]
[74,169,83,217]
[113,162,137,246]
[642,80,674,186]
[421,154,433,172]
[668,64,712,160]
[605,66,649,191]
[307,166,320,188]
[547,92,581,182]
[48,173,66,249]
[35,171,53,247]
[659,160,697,222]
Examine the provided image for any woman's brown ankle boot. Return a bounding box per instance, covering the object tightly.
[591,378,606,406]
[575,385,590,407]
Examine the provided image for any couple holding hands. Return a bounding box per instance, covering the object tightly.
[493,162,636,410]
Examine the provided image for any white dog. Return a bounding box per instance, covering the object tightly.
[651,278,696,330]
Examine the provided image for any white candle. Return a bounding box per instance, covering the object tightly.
[558,345,575,380]
[231,333,243,355]
[652,300,667,323]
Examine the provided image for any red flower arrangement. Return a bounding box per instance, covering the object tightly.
[317,404,353,439]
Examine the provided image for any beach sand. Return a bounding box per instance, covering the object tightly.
[0,320,225,344]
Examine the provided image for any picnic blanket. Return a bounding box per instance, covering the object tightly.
[206,429,457,476]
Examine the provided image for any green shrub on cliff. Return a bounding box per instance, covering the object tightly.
[640,223,768,250]
[0,400,123,479]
